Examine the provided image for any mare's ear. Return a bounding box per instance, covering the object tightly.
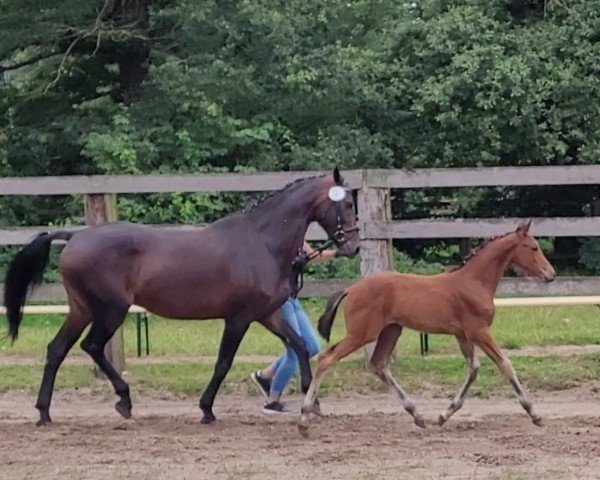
[333,167,342,185]
[516,218,532,238]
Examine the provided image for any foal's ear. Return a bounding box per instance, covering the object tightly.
[333,167,342,185]
[516,218,532,237]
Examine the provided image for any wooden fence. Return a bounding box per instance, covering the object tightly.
[2,165,600,296]
[1,165,600,371]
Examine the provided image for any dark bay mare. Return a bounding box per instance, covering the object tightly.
[4,169,360,426]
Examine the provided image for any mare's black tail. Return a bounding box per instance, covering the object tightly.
[4,231,73,342]
[317,290,348,342]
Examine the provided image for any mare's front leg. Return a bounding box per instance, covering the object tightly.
[474,329,542,426]
[199,320,249,424]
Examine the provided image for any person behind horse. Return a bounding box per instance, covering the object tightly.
[251,241,337,413]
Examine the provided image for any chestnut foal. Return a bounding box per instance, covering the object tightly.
[299,220,555,435]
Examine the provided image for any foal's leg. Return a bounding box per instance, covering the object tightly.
[438,337,479,426]
[199,320,250,424]
[298,334,363,437]
[474,329,542,426]
[80,305,132,419]
[370,325,425,429]
[35,312,91,426]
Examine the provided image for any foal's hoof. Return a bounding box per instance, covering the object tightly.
[298,423,310,438]
[414,416,426,429]
[437,414,447,427]
[532,415,543,427]
[115,400,132,419]
[311,403,325,417]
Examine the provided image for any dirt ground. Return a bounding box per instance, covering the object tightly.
[1,388,600,480]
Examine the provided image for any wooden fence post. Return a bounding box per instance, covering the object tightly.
[357,172,393,365]
[84,193,125,377]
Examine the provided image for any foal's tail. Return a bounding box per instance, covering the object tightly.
[317,290,348,342]
[4,231,74,342]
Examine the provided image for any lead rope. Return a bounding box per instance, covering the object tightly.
[291,240,334,297]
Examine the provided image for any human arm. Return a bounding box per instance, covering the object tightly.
[302,241,336,264]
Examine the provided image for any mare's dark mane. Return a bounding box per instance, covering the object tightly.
[243,175,325,214]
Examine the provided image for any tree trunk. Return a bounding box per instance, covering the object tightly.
[110,0,150,104]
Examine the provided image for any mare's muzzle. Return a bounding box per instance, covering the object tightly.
[333,225,359,245]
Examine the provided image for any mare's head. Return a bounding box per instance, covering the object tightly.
[313,168,360,258]
[509,219,555,283]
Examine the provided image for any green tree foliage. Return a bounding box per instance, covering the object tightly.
[1,0,599,273]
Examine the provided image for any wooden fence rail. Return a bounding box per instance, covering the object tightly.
[1,165,599,195]
[0,171,364,195]
[3,216,600,246]
[4,277,600,303]
[0,223,332,245]
[363,165,600,188]
[1,166,599,372]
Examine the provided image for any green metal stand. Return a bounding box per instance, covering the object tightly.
[135,312,150,357]
[419,333,429,356]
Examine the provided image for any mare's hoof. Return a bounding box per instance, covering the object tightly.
[36,417,52,427]
[414,416,426,429]
[115,400,132,419]
[437,414,447,427]
[298,423,309,438]
[200,414,216,425]
[532,416,543,427]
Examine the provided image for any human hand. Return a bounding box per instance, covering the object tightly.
[292,250,309,270]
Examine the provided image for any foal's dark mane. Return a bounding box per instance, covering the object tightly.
[243,175,325,213]
[450,232,512,272]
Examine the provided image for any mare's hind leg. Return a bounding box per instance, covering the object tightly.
[36,310,91,426]
[438,337,479,426]
[199,320,250,424]
[80,305,132,419]
[369,325,425,429]
[474,328,542,426]
[298,334,363,436]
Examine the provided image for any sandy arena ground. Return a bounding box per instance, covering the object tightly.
[1,387,600,480]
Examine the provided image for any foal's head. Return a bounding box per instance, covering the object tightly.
[314,168,360,258]
[509,219,555,282]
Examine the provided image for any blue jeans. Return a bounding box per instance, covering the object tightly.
[270,297,321,396]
